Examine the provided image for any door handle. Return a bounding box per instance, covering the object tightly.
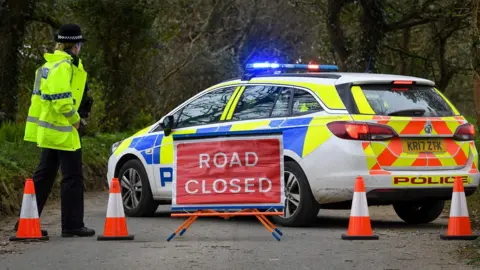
[146,148,153,154]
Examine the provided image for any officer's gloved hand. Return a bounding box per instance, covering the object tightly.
[78,119,87,137]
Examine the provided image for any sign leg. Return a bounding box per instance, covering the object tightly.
[255,213,281,241]
[168,215,195,241]
[179,215,199,236]
[254,209,283,236]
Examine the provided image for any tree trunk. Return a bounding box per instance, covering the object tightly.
[326,0,351,71]
[472,0,480,127]
[400,28,411,75]
[0,0,36,123]
[358,0,387,72]
[474,74,480,127]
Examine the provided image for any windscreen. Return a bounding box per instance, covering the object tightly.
[360,85,455,117]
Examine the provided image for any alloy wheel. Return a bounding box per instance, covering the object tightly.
[281,171,301,218]
[120,168,143,210]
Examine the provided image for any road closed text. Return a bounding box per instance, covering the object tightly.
[185,177,272,194]
[174,137,283,206]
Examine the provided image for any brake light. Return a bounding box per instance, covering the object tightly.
[327,121,398,141]
[393,80,413,85]
[392,80,413,91]
[453,123,476,141]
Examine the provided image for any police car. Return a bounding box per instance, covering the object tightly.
[107,63,479,227]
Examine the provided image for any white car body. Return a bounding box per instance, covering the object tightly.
[107,71,480,226]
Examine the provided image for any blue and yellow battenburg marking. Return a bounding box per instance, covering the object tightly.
[115,115,351,165]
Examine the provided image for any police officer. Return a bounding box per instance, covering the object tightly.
[16,23,95,237]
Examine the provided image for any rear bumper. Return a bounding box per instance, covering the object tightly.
[300,135,480,204]
[366,186,477,204]
[319,186,478,209]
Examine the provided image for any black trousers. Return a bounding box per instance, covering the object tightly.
[17,147,85,230]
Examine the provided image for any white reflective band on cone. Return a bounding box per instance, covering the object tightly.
[449,192,469,217]
[106,193,125,218]
[351,192,369,217]
[20,194,39,219]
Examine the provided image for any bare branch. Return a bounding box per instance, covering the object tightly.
[387,18,433,32]
[383,44,431,61]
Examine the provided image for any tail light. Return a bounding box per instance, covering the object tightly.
[327,121,398,141]
[453,123,476,141]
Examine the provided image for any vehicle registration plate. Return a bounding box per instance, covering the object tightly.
[402,140,446,153]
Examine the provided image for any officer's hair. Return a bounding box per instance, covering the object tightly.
[55,42,77,51]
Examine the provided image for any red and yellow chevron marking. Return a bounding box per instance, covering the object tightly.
[362,142,391,175]
[430,140,469,167]
[369,139,470,168]
[469,142,478,173]
[354,114,471,169]
[366,116,467,136]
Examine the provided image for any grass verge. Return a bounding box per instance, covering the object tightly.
[0,122,129,219]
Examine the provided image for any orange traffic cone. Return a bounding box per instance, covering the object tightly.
[97,178,134,241]
[440,176,479,240]
[10,178,49,241]
[342,176,378,240]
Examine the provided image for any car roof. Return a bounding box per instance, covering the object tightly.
[221,72,435,87]
[328,72,435,86]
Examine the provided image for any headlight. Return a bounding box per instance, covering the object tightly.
[111,141,122,154]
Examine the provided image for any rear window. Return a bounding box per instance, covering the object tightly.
[358,85,455,117]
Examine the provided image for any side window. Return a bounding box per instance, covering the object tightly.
[270,88,292,118]
[231,85,280,121]
[292,89,323,115]
[175,86,236,128]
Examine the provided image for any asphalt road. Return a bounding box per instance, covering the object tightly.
[0,191,477,270]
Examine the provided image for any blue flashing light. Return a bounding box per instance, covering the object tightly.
[252,63,271,68]
[245,62,338,72]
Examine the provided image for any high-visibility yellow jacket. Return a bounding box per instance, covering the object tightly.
[24,50,87,151]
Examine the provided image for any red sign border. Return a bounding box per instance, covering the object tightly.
[171,133,285,211]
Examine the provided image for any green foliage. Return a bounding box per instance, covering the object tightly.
[131,109,155,131]
[0,121,25,143]
[0,122,128,217]
[81,78,106,136]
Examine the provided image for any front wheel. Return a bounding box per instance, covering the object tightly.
[393,200,445,224]
[117,159,159,217]
[272,161,320,227]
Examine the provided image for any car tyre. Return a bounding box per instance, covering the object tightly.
[272,161,320,227]
[118,159,159,217]
[393,200,445,224]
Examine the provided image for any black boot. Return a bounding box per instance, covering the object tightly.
[62,226,95,237]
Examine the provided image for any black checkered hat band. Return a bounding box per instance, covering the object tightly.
[58,35,83,40]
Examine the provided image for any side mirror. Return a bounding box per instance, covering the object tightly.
[161,115,174,136]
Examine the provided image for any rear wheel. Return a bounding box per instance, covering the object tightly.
[118,159,159,217]
[393,200,445,224]
[272,161,320,227]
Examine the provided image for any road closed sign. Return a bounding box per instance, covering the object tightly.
[171,132,285,211]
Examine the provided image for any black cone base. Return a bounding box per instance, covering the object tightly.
[10,235,49,241]
[97,235,134,241]
[440,234,479,240]
[341,234,379,240]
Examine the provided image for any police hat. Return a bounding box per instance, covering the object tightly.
[55,23,87,43]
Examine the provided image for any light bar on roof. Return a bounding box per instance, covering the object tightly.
[245,62,339,72]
